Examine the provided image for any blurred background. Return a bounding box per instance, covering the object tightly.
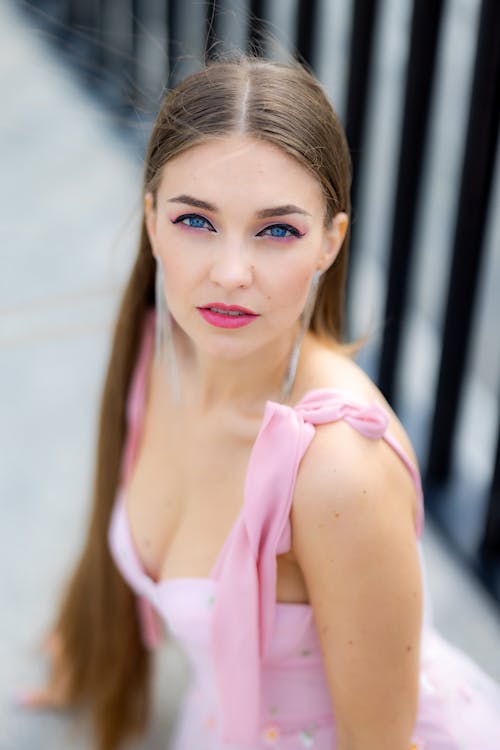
[1,0,499,747]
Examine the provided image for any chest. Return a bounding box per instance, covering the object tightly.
[126,398,255,580]
[124,366,308,602]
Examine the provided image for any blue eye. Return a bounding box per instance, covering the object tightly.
[258,224,302,239]
[172,213,215,231]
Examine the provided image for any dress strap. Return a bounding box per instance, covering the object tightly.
[212,402,315,743]
[117,309,162,649]
[212,390,424,745]
[295,389,424,534]
[120,310,155,485]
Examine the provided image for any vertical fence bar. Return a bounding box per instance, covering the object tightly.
[427,0,500,483]
[131,0,141,62]
[129,0,141,103]
[248,0,266,54]
[95,0,106,71]
[344,0,380,267]
[205,0,219,58]
[67,0,100,36]
[295,0,318,69]
[481,417,500,558]
[66,0,79,30]
[167,0,181,85]
[60,0,105,83]
[107,0,135,110]
[377,0,445,404]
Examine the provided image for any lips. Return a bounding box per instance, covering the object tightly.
[197,302,259,329]
[200,303,258,316]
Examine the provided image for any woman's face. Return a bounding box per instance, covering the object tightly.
[145,135,347,361]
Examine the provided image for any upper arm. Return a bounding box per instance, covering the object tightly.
[291,421,422,750]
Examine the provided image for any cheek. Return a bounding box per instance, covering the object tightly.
[159,243,203,289]
[266,267,313,314]
[160,257,192,304]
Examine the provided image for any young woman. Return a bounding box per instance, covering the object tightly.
[23,57,500,750]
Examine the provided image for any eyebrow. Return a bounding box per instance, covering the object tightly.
[168,195,216,211]
[256,204,311,219]
[167,194,311,218]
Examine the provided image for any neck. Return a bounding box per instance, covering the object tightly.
[174,326,300,413]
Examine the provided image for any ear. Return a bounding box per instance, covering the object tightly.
[317,212,349,273]
[144,192,158,256]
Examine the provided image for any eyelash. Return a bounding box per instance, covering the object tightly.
[171,213,304,240]
[172,214,215,231]
[257,224,304,239]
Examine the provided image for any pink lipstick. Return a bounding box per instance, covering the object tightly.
[197,303,259,329]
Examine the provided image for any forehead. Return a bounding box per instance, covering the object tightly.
[156,136,325,213]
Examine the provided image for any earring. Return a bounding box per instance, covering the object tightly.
[301,269,321,331]
[155,257,180,402]
[280,270,321,403]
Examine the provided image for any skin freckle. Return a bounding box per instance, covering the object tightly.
[334,512,340,519]
[406,645,412,652]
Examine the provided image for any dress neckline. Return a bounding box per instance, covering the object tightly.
[116,485,314,608]
[118,393,315,597]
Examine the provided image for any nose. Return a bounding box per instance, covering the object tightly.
[208,241,254,291]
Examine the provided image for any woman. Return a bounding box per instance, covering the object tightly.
[22,57,500,749]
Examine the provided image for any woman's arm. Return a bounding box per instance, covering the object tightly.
[292,420,422,750]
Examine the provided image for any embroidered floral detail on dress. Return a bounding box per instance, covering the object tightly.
[269,705,279,716]
[206,594,215,607]
[203,715,216,729]
[301,648,312,657]
[262,724,280,746]
[420,672,436,694]
[298,724,317,747]
[410,740,425,749]
[458,683,473,702]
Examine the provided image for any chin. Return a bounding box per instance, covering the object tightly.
[198,337,260,361]
[176,312,295,362]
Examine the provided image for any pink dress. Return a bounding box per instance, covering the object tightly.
[109,312,500,749]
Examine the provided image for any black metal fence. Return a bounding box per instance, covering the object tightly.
[19,0,500,601]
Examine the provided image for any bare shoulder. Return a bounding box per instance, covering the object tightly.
[292,337,421,545]
[299,336,418,463]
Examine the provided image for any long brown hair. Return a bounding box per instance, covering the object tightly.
[53,56,351,750]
